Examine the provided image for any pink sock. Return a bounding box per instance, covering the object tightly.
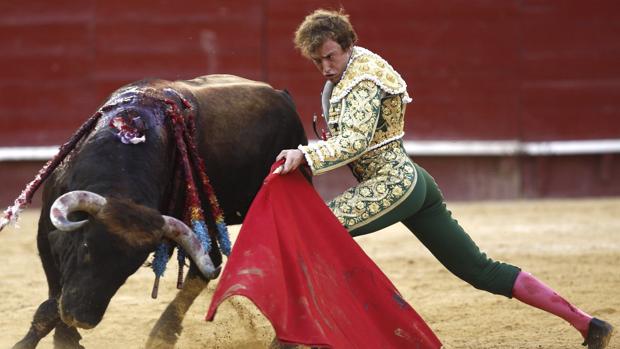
[512,271,592,339]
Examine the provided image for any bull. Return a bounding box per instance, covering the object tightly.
[10,74,308,349]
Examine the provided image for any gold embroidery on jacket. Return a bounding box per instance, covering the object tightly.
[328,141,417,230]
[373,95,404,147]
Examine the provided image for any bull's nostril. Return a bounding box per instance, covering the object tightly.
[60,310,96,329]
[74,320,95,329]
[60,310,75,325]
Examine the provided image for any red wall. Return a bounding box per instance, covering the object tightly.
[1,1,619,202]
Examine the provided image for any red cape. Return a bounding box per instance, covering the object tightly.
[206,163,441,349]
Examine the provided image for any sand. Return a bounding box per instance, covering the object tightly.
[1,198,618,348]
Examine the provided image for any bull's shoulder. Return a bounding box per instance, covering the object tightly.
[177,74,272,90]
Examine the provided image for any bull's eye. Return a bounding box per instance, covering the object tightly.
[79,242,91,263]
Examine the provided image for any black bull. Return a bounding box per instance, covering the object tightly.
[12,75,308,349]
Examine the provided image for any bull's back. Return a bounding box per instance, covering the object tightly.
[175,74,290,116]
[178,74,271,90]
[173,74,307,222]
[173,74,303,149]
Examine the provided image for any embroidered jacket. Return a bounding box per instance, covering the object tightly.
[298,46,418,230]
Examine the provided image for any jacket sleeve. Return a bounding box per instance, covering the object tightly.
[299,80,382,175]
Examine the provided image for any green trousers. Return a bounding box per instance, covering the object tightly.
[348,163,521,298]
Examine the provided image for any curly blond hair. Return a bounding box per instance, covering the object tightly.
[293,8,358,58]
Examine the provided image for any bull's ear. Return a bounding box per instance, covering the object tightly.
[96,198,165,248]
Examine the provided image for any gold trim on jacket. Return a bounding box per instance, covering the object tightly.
[330,46,412,104]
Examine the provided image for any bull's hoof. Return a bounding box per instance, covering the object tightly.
[145,315,183,349]
[583,317,614,349]
[53,323,85,349]
[12,338,37,349]
[52,341,85,349]
[145,335,176,349]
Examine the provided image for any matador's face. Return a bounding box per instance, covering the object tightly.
[310,39,352,84]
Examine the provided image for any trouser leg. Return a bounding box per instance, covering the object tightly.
[401,165,521,297]
[347,163,520,296]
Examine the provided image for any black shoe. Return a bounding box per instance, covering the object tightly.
[582,317,614,349]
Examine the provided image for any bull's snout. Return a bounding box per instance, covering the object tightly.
[59,306,97,329]
[60,312,96,329]
[59,291,105,329]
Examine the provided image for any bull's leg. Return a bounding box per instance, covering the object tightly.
[145,272,209,349]
[12,298,60,349]
[53,322,84,349]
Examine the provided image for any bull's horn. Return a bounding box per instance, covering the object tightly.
[161,216,219,279]
[50,191,107,231]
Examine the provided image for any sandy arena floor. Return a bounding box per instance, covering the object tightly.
[1,198,618,348]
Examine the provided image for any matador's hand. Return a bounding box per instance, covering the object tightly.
[275,149,306,175]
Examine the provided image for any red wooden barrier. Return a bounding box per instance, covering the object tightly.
[1,1,619,202]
